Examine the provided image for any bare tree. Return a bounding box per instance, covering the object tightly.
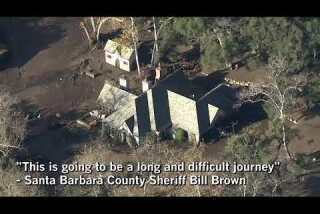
[0,86,26,157]
[130,17,141,76]
[80,17,125,47]
[96,17,124,42]
[238,55,306,159]
[80,21,93,47]
[151,17,174,66]
[150,17,159,67]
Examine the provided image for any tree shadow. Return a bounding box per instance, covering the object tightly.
[0,17,66,70]
[137,39,154,67]
[98,28,122,44]
[204,102,268,143]
[229,102,268,132]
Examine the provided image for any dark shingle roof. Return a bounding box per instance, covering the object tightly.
[151,86,171,131]
[125,116,135,133]
[135,93,151,137]
[198,84,237,114]
[157,70,205,99]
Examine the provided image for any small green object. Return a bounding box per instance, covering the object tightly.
[175,128,187,143]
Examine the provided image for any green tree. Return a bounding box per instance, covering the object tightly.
[304,78,320,110]
[241,17,306,72]
[222,132,299,196]
[298,18,320,66]
[159,17,244,69]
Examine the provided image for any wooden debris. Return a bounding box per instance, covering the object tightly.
[76,112,98,129]
[76,119,91,129]
[85,71,99,79]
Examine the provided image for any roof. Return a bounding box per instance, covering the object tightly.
[97,81,137,112]
[149,86,171,131]
[198,84,237,114]
[104,40,134,60]
[124,116,135,134]
[157,71,206,99]
[135,93,152,136]
[151,71,236,136]
[167,90,200,135]
[103,102,136,129]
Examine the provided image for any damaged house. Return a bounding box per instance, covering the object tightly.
[104,39,135,72]
[98,71,237,144]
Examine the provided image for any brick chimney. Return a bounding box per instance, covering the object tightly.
[142,79,151,92]
[119,75,128,90]
[155,63,161,81]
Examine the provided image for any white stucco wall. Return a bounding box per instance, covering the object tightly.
[105,52,116,66]
[105,50,134,72]
[119,59,130,72]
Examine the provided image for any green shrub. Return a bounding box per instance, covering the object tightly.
[174,128,187,143]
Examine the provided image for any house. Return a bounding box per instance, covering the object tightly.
[104,40,135,72]
[99,71,237,145]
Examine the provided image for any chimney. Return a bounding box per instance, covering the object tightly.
[119,75,128,90]
[142,79,151,92]
[155,63,161,81]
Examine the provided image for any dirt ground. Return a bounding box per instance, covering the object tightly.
[0,17,159,162]
[0,18,108,161]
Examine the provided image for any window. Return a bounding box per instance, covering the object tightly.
[107,54,112,59]
[123,61,128,65]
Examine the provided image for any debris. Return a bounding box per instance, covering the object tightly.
[76,119,91,129]
[76,113,98,129]
[26,110,41,121]
[89,110,99,118]
[48,121,66,130]
[85,71,99,79]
